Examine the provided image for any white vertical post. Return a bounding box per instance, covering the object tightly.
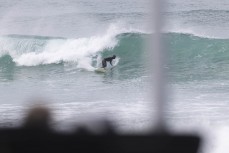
[151,0,167,132]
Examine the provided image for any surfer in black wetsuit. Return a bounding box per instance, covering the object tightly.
[102,55,116,68]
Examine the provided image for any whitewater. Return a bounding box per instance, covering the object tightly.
[1,0,229,153]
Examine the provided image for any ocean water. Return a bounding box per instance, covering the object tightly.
[1,0,229,152]
[0,0,152,130]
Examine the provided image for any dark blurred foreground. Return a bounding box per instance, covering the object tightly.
[0,106,200,153]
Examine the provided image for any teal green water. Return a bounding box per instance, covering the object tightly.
[167,33,229,81]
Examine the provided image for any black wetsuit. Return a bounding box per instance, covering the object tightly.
[102,57,115,68]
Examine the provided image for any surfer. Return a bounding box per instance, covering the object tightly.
[101,55,116,68]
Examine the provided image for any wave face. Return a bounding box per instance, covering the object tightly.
[167,33,229,81]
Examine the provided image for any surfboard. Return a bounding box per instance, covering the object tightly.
[95,68,106,73]
[95,65,116,73]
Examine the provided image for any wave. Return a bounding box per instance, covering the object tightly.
[164,29,225,39]
[0,25,119,70]
[167,33,229,81]
[1,26,229,81]
[0,24,147,71]
[167,33,229,64]
[164,26,229,39]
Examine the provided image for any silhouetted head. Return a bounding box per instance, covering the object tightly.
[113,55,116,59]
[24,105,51,129]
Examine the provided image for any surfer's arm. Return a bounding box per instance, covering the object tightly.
[110,61,113,66]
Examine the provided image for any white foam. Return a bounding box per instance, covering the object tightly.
[0,23,147,70]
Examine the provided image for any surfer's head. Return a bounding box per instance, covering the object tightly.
[113,55,116,59]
